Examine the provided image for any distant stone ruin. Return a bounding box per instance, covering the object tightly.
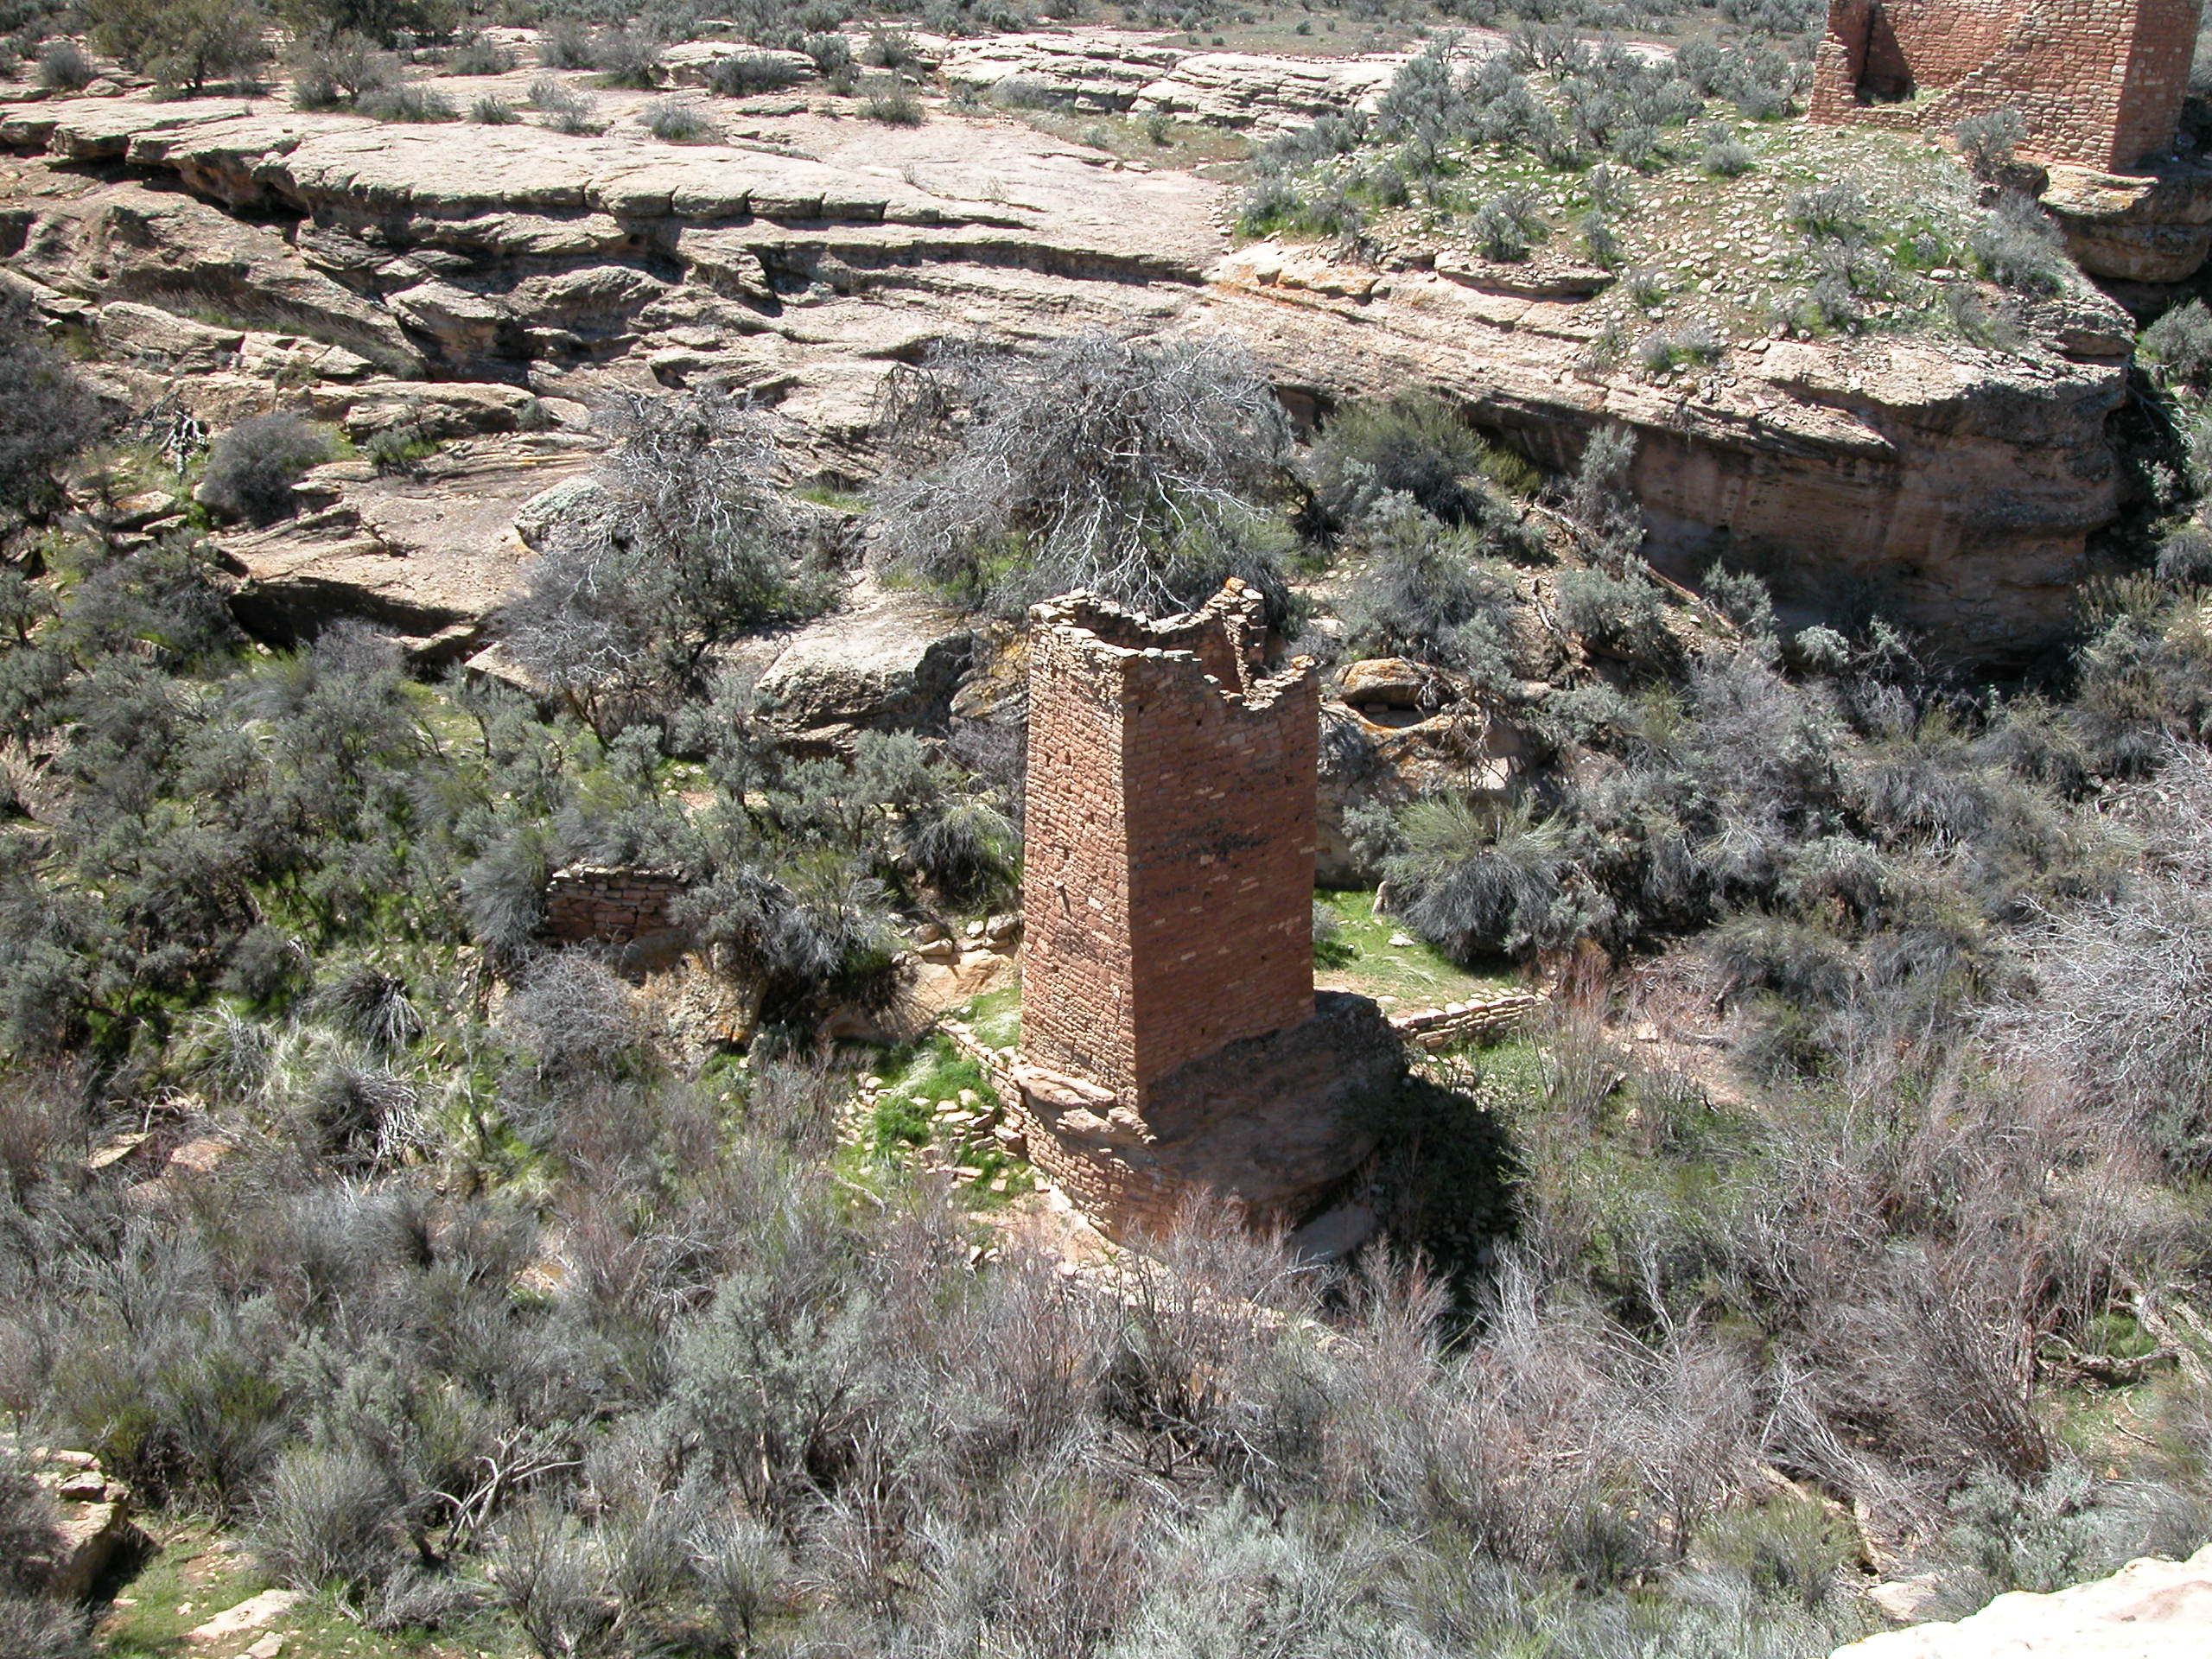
[1009,583,1404,1239]
[543,865,687,947]
[1808,0,2201,171]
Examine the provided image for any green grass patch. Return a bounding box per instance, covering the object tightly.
[101,1520,529,1656]
[842,1032,1033,1205]
[795,483,870,512]
[956,979,1020,1049]
[98,1525,264,1657]
[851,1034,996,1166]
[1313,888,1522,1012]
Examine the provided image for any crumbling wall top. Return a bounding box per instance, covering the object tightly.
[1028,580,1315,711]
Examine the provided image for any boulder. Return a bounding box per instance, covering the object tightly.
[219,434,599,658]
[93,300,241,370]
[1831,1541,2212,1657]
[505,263,673,332]
[332,380,551,442]
[514,474,614,551]
[2043,162,2212,284]
[388,279,515,363]
[236,333,377,383]
[1338,658,1452,716]
[753,571,976,740]
[1287,1202,1378,1262]
[1433,248,1615,300]
[186,1589,305,1647]
[7,1443,138,1600]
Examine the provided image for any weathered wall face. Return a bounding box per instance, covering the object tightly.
[544,865,687,945]
[1020,614,1140,1093]
[1809,0,2202,172]
[1121,636,1318,1093]
[1019,585,1318,1105]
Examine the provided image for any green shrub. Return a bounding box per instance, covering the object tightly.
[1953,108,2026,180]
[357,80,457,123]
[442,31,512,76]
[1339,494,1525,681]
[1309,392,1531,527]
[36,36,92,88]
[536,20,591,69]
[289,31,396,110]
[591,24,659,89]
[873,330,1293,620]
[702,50,808,95]
[528,73,600,134]
[1789,179,1866,240]
[640,96,715,143]
[1385,798,1584,962]
[1557,565,1674,660]
[87,0,269,92]
[198,414,330,525]
[2158,524,2212,588]
[1971,197,2069,294]
[861,74,924,124]
[2144,298,2212,389]
[861,25,921,70]
[1700,123,1755,175]
[0,291,100,521]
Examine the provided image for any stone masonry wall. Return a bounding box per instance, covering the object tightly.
[1809,0,2202,172]
[543,865,687,945]
[938,1020,1205,1236]
[1020,583,1317,1106]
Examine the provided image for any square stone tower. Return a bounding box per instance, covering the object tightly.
[1020,582,1319,1107]
[1808,0,2202,172]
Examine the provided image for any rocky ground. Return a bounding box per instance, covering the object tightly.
[0,28,2190,667]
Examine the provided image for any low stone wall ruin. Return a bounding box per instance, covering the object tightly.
[1389,988,1548,1050]
[543,865,687,946]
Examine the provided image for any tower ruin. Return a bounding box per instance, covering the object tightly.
[1007,583,1404,1240]
[1020,582,1318,1106]
[1808,0,2202,173]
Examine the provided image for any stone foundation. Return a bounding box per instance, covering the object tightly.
[1009,991,1407,1241]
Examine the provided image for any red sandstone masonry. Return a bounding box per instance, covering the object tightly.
[543,865,687,945]
[1019,584,1318,1107]
[1808,0,2201,172]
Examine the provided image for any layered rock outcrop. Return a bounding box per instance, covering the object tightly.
[217,434,597,659]
[2043,160,2212,283]
[938,30,1410,130]
[1203,244,2130,662]
[1834,1541,2212,1658]
[0,65,2150,664]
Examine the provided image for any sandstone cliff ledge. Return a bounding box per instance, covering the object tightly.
[0,75,2138,662]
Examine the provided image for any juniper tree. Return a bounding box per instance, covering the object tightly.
[873,330,1296,620]
[500,391,830,734]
